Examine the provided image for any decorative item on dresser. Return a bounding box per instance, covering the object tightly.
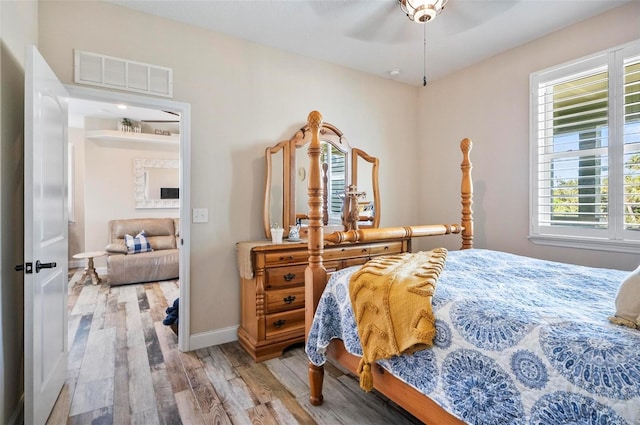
[236,238,410,362]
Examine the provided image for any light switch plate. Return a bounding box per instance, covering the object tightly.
[192,208,208,223]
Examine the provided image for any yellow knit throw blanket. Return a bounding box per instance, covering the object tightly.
[349,248,448,392]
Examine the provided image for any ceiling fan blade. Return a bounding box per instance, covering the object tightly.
[441,0,518,35]
[346,1,411,44]
[309,0,415,45]
[141,120,180,123]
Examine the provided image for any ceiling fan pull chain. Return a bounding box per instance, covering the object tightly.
[423,23,427,87]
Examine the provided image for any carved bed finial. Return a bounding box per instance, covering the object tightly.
[308,110,323,129]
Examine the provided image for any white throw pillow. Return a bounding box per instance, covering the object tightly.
[611,265,640,329]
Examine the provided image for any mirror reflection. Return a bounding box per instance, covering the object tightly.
[294,141,347,227]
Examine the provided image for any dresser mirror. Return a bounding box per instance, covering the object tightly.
[263,122,380,238]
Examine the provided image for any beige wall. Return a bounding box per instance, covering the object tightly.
[38,1,420,335]
[68,127,85,262]
[416,2,640,271]
[0,1,38,422]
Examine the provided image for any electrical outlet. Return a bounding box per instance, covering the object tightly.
[192,208,208,223]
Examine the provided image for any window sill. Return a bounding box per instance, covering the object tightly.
[529,235,640,254]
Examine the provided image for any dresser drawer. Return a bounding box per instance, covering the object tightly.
[265,286,305,313]
[264,250,309,265]
[324,244,370,261]
[265,309,305,338]
[369,241,404,256]
[343,257,370,267]
[265,264,307,288]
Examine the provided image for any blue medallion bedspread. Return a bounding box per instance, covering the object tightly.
[305,249,640,424]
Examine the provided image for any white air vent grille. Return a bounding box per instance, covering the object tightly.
[74,50,173,98]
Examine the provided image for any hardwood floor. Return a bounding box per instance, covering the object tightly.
[47,270,421,424]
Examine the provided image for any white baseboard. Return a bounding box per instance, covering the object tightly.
[8,394,23,425]
[188,325,238,351]
[69,259,84,269]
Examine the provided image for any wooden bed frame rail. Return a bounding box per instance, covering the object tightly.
[304,110,473,425]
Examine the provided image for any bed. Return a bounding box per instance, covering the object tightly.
[301,110,640,424]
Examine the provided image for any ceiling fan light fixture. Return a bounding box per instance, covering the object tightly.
[399,0,447,23]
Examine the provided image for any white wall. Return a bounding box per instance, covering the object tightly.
[0,2,38,422]
[417,2,640,271]
[38,1,420,336]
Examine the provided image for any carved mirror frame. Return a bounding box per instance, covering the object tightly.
[134,158,179,209]
[263,122,380,238]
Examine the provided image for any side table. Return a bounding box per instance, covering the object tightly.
[73,250,107,285]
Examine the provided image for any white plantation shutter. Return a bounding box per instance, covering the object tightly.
[623,58,640,233]
[530,40,640,252]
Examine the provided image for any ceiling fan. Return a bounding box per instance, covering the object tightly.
[309,0,518,44]
[141,111,180,123]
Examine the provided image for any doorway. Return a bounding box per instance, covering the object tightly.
[65,85,191,351]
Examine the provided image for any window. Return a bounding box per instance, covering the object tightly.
[530,40,640,252]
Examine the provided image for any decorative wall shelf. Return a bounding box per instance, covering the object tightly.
[85,129,179,145]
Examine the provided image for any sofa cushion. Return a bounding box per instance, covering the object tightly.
[107,249,179,286]
[125,230,153,254]
[149,235,177,250]
[106,241,128,254]
[110,218,177,250]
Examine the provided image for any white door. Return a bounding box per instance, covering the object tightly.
[23,45,69,425]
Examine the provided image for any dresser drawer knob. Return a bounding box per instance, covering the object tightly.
[283,295,296,304]
[283,273,296,281]
[274,319,286,328]
[361,248,367,253]
[279,255,294,261]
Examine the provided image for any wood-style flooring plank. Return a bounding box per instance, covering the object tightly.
[266,399,303,425]
[68,377,114,417]
[71,283,100,315]
[235,356,317,425]
[246,403,279,425]
[67,313,92,379]
[147,284,168,323]
[180,351,233,425]
[110,300,131,425]
[46,377,76,425]
[151,368,182,425]
[68,406,113,425]
[76,327,116,384]
[154,321,190,394]
[127,342,158,415]
[201,356,254,424]
[204,345,238,381]
[174,390,205,425]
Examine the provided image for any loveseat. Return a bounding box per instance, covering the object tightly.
[106,218,179,285]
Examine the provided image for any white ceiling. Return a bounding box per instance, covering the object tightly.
[108,0,630,86]
[68,98,179,127]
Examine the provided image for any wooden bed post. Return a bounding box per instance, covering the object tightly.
[460,138,473,250]
[306,111,327,405]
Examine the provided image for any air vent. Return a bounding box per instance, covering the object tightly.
[74,50,173,98]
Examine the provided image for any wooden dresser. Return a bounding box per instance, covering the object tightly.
[237,238,411,361]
